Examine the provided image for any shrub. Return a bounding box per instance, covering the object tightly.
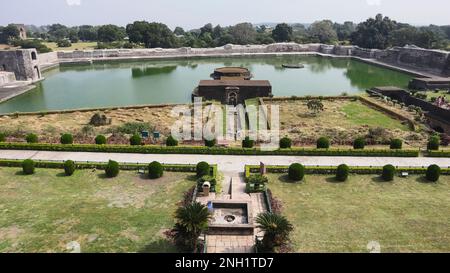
[317,137,330,149]
[105,160,119,178]
[166,135,178,147]
[381,164,396,181]
[0,133,5,142]
[129,134,142,146]
[196,161,210,177]
[115,122,153,134]
[246,174,269,185]
[25,133,38,143]
[390,139,403,149]
[427,136,440,151]
[279,137,292,149]
[426,165,440,182]
[89,113,110,126]
[63,160,76,176]
[57,39,71,47]
[148,161,163,179]
[353,137,365,149]
[288,163,305,181]
[242,136,255,148]
[60,133,73,144]
[204,138,216,147]
[22,159,35,175]
[95,135,107,145]
[12,39,52,53]
[335,164,349,182]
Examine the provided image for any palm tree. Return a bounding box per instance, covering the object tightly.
[174,202,211,252]
[256,212,293,252]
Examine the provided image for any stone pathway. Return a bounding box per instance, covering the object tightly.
[1,150,449,173]
[197,173,268,253]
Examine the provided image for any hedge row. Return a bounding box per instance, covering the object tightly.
[245,165,450,177]
[427,150,450,158]
[0,159,217,175]
[0,142,420,157]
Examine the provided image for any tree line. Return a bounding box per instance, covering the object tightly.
[1,14,449,52]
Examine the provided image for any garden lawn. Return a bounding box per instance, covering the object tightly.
[341,101,410,130]
[0,167,195,253]
[267,174,450,252]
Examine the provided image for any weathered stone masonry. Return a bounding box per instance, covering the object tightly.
[0,49,41,82]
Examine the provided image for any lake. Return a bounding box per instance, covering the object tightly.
[0,55,413,113]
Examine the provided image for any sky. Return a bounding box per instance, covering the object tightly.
[1,0,449,29]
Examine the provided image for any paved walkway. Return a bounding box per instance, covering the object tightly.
[1,150,449,172]
[196,174,268,253]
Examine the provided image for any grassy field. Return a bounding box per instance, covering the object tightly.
[268,174,450,253]
[273,99,426,146]
[0,168,195,253]
[43,42,97,51]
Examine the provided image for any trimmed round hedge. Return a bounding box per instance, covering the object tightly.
[105,160,119,178]
[390,139,403,149]
[204,138,216,147]
[242,136,255,148]
[166,135,178,147]
[288,163,305,181]
[196,161,210,177]
[317,137,330,149]
[426,164,440,182]
[60,133,73,144]
[279,137,292,149]
[427,136,440,151]
[64,160,76,176]
[381,164,396,181]
[353,137,365,149]
[22,159,35,175]
[335,164,349,182]
[95,135,107,145]
[26,133,39,143]
[148,161,164,179]
[129,134,142,146]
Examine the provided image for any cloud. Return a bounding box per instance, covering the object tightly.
[366,0,382,6]
[66,0,81,6]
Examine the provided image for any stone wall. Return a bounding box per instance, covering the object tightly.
[0,49,41,81]
[0,71,16,86]
[38,52,59,70]
[51,43,450,77]
[377,46,450,76]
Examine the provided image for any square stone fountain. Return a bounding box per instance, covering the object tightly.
[208,200,254,235]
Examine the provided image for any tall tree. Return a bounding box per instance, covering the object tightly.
[173,27,185,36]
[272,23,293,42]
[0,24,20,43]
[351,14,397,49]
[78,25,98,41]
[126,21,176,48]
[230,23,256,45]
[308,20,338,44]
[97,24,125,42]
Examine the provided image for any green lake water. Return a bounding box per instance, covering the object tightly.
[0,55,413,113]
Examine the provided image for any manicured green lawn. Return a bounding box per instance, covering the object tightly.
[267,174,450,252]
[341,101,410,130]
[0,167,195,253]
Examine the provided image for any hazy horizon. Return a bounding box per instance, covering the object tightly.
[1,0,449,29]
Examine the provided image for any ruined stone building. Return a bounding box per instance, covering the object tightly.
[0,49,42,84]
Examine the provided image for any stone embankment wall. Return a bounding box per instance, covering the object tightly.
[0,71,16,86]
[53,43,450,77]
[38,52,59,70]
